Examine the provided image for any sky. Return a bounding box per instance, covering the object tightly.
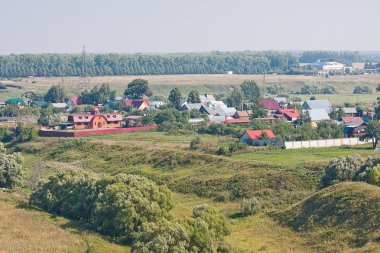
[0,0,379,54]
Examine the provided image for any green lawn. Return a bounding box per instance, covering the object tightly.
[232,145,375,166]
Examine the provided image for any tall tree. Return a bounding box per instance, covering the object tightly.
[363,120,380,149]
[226,87,243,109]
[187,89,201,103]
[124,79,152,99]
[240,80,261,103]
[168,88,182,109]
[44,85,66,103]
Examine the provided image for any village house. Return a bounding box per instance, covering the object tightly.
[240,129,281,146]
[307,109,331,127]
[5,98,26,108]
[343,121,367,137]
[302,100,332,113]
[233,110,253,119]
[261,98,281,114]
[67,107,122,129]
[336,107,358,117]
[123,99,150,110]
[275,108,301,122]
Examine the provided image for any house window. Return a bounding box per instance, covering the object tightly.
[84,122,88,125]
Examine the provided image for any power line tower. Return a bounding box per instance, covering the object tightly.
[78,46,90,91]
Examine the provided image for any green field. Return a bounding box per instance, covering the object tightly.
[1,74,380,106]
[1,130,376,252]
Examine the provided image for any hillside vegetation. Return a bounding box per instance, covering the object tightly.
[273,182,380,252]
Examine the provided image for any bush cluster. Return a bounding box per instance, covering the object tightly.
[321,154,380,187]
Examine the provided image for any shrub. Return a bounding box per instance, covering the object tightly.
[133,205,231,253]
[0,143,23,188]
[240,197,261,216]
[320,154,363,187]
[190,136,201,150]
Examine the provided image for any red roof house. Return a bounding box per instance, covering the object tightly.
[240,129,279,146]
[340,116,364,124]
[261,98,281,111]
[276,108,301,122]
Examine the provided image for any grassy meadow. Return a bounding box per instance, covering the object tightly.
[1,74,380,106]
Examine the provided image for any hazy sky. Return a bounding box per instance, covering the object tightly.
[1,0,379,54]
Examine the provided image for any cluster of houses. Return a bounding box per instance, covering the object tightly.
[1,93,374,144]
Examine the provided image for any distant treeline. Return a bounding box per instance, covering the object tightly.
[299,51,360,65]
[0,51,378,78]
[0,52,297,77]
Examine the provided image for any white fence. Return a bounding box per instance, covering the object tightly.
[284,138,367,149]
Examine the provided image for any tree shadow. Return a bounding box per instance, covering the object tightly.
[228,212,243,219]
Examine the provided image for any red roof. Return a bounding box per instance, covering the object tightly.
[223,118,252,124]
[261,98,280,110]
[70,97,79,104]
[245,129,276,140]
[341,117,364,124]
[124,99,150,108]
[278,108,301,119]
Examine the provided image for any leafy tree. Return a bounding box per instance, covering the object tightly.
[297,123,319,141]
[320,154,363,187]
[362,120,380,149]
[29,170,97,220]
[79,84,116,105]
[183,205,231,253]
[353,85,371,94]
[316,120,343,139]
[23,91,44,101]
[187,89,201,103]
[168,88,182,110]
[132,219,190,253]
[226,87,244,109]
[0,143,23,188]
[241,197,261,216]
[376,83,380,92]
[249,103,267,119]
[132,205,231,253]
[44,85,66,103]
[266,85,285,95]
[124,79,152,99]
[299,110,311,125]
[93,174,174,240]
[15,123,38,142]
[240,80,261,102]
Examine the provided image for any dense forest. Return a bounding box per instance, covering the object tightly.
[0,51,378,78]
[0,52,299,77]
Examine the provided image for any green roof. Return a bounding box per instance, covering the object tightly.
[32,101,47,107]
[5,98,26,105]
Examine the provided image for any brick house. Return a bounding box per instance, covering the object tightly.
[67,107,122,129]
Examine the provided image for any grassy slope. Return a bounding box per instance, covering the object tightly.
[2,74,380,106]
[0,190,129,253]
[273,182,380,252]
[5,132,380,252]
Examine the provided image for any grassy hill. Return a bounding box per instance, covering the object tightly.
[273,182,380,252]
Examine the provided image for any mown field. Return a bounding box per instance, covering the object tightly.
[1,130,378,252]
[1,74,380,106]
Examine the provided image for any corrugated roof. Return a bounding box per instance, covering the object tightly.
[307,109,330,121]
[303,100,332,111]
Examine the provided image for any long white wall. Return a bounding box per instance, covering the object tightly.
[284,138,367,149]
